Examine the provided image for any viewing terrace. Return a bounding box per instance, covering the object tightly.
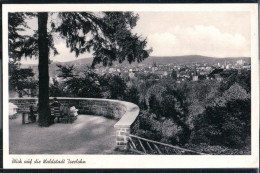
[9,97,140,154]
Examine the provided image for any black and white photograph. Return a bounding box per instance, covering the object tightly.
[3,4,259,168]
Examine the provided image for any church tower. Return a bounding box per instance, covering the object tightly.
[152,61,157,73]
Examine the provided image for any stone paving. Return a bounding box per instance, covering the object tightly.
[9,114,118,154]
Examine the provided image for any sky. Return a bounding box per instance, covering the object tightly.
[20,11,251,64]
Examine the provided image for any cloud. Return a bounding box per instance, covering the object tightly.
[147,25,250,57]
[148,32,177,54]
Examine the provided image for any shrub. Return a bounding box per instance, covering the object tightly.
[191,98,251,149]
[161,119,183,145]
[135,129,162,141]
[185,143,251,155]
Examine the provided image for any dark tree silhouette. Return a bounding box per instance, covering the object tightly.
[171,69,177,80]
[8,13,28,60]
[9,62,37,97]
[37,13,52,126]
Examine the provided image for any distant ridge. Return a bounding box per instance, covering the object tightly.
[53,58,93,65]
[22,55,251,67]
[52,55,250,66]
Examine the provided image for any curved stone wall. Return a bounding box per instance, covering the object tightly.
[9,97,140,149]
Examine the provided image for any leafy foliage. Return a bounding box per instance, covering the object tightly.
[106,75,127,99]
[8,13,29,61]
[220,69,251,93]
[56,64,78,79]
[55,65,128,99]
[55,12,151,67]
[171,70,177,80]
[190,83,251,148]
[9,61,37,97]
[124,86,139,105]
[137,82,191,144]
[56,65,102,98]
[49,78,68,97]
[134,71,251,152]
[222,82,250,101]
[185,143,250,155]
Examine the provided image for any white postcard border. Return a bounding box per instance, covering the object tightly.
[2,3,259,168]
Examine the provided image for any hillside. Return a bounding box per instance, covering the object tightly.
[21,55,251,76]
[19,55,250,80]
[52,55,251,67]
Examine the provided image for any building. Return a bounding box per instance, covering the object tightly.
[152,62,158,73]
[154,70,168,79]
[129,71,135,78]
[237,59,245,66]
[192,75,198,81]
[109,67,116,73]
[215,74,223,81]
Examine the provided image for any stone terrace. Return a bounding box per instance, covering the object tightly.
[9,97,140,153]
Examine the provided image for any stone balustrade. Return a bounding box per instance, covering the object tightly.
[9,97,140,150]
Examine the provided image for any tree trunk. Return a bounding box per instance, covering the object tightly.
[37,12,52,126]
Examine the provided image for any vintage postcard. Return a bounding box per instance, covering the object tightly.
[2,3,259,168]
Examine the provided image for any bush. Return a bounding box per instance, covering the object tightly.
[135,129,162,141]
[185,143,251,155]
[138,111,187,146]
[161,119,183,145]
[138,111,153,130]
[191,99,251,149]
[124,86,139,105]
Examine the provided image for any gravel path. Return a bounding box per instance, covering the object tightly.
[9,114,117,154]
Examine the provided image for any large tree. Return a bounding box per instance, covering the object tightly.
[9,12,151,126]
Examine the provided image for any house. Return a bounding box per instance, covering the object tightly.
[192,75,198,81]
[237,59,245,66]
[108,68,116,73]
[215,74,223,81]
[152,62,158,73]
[129,71,135,78]
[154,71,168,79]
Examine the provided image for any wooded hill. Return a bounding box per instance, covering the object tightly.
[52,55,251,66]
